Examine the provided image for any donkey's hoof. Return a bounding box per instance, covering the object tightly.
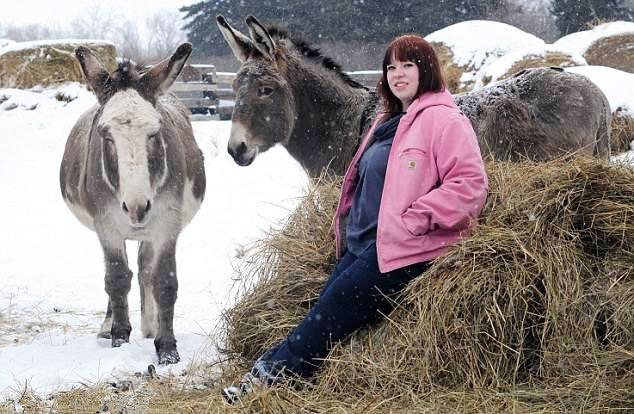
[158,350,180,365]
[97,331,112,339]
[112,337,129,347]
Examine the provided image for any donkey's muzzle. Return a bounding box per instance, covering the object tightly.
[122,200,152,227]
[228,141,256,166]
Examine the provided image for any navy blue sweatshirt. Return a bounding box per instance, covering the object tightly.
[346,113,404,256]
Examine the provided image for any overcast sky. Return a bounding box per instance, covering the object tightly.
[0,0,197,27]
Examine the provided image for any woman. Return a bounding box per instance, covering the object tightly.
[223,34,488,403]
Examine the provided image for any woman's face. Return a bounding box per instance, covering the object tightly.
[386,56,420,111]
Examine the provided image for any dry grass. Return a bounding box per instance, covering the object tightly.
[430,43,469,94]
[220,173,341,362]
[217,158,634,411]
[0,43,116,89]
[0,384,106,414]
[611,107,634,155]
[584,33,634,74]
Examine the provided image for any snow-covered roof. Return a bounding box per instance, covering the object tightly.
[553,21,634,55]
[474,44,587,89]
[565,65,634,115]
[426,20,544,68]
[0,39,115,57]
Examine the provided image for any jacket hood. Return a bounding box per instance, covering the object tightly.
[402,89,456,123]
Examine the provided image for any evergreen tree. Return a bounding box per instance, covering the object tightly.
[180,0,506,57]
[550,0,633,36]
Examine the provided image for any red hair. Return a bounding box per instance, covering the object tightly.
[377,34,445,119]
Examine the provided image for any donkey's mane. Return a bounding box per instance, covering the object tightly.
[110,60,143,90]
[266,24,366,90]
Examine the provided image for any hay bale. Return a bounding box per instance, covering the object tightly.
[222,157,634,404]
[554,21,634,73]
[474,45,586,88]
[611,107,634,154]
[425,21,544,93]
[0,40,116,88]
[178,64,202,82]
[585,33,634,73]
[221,173,340,360]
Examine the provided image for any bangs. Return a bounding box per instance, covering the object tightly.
[387,36,425,64]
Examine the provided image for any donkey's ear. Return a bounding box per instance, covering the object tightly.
[245,15,276,59]
[216,15,253,63]
[75,46,112,103]
[141,42,192,97]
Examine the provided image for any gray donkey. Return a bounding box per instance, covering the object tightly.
[59,43,206,365]
[217,15,377,177]
[217,15,611,177]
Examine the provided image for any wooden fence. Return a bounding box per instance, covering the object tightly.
[174,70,381,120]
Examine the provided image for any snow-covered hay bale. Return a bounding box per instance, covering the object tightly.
[221,159,634,411]
[475,45,586,88]
[0,39,15,49]
[565,65,634,155]
[426,20,544,93]
[178,64,203,82]
[554,21,634,73]
[610,108,634,154]
[0,40,116,89]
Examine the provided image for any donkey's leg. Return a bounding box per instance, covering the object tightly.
[153,240,180,365]
[98,299,113,339]
[138,241,159,338]
[101,239,133,347]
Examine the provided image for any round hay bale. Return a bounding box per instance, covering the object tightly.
[222,158,634,398]
[610,107,634,154]
[178,64,202,82]
[0,40,116,89]
[585,33,634,73]
[474,45,586,88]
[425,20,544,93]
[554,21,634,73]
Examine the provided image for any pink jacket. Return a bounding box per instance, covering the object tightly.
[334,89,488,273]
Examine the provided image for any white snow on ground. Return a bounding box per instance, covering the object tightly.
[553,21,634,56]
[0,83,308,397]
[473,45,587,89]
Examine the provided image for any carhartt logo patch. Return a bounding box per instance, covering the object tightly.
[408,160,416,169]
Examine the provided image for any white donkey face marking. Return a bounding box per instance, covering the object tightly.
[98,89,166,227]
[227,121,260,166]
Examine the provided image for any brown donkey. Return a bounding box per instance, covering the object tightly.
[60,43,206,365]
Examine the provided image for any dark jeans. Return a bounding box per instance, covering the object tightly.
[254,246,430,380]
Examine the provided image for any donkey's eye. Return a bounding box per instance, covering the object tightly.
[257,86,274,97]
